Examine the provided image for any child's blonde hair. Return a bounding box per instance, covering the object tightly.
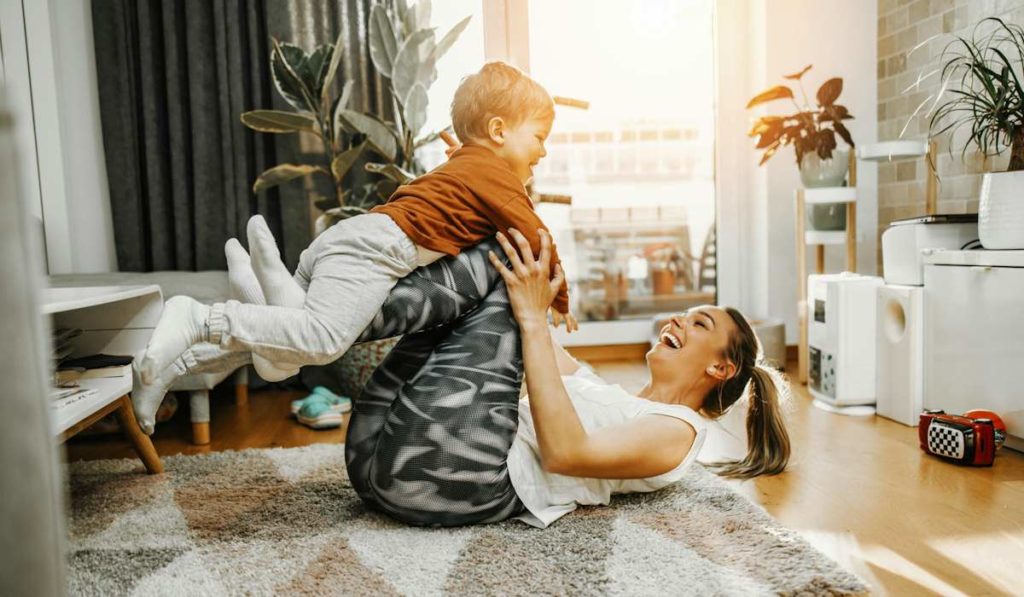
[451,62,555,143]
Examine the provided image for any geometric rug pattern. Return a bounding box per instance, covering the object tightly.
[66,444,867,595]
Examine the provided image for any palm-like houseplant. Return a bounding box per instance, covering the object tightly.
[240,0,470,231]
[922,17,1024,248]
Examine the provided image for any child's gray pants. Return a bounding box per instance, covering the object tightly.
[208,213,421,366]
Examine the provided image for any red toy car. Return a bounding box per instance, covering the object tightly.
[919,409,1007,466]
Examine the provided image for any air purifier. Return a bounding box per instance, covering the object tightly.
[807,273,884,408]
[875,284,923,426]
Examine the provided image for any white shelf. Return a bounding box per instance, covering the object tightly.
[805,230,848,245]
[52,372,131,436]
[857,140,928,162]
[42,284,159,315]
[43,284,161,436]
[801,187,856,204]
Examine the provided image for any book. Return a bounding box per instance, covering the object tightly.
[50,387,98,406]
[79,364,132,380]
[59,354,134,369]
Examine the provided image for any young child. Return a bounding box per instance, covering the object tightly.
[135,61,576,427]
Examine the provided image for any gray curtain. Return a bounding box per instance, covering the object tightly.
[91,0,395,272]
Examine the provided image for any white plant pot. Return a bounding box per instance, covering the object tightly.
[800,149,849,231]
[800,149,849,188]
[978,171,1024,249]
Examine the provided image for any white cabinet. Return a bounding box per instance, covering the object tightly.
[922,250,1024,452]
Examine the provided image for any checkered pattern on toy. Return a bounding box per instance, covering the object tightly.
[928,422,966,459]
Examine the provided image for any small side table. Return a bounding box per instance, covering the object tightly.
[44,285,164,474]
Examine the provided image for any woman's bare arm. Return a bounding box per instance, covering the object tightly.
[551,335,581,376]
[519,319,693,477]
[490,229,694,478]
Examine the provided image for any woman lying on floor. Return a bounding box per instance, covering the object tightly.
[136,229,790,528]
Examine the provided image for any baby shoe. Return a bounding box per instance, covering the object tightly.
[296,394,346,429]
[291,386,352,417]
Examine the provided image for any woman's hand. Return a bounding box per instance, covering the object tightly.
[488,228,565,331]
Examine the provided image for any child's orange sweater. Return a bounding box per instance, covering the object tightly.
[372,144,570,314]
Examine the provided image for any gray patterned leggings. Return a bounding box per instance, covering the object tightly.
[345,238,526,526]
[175,239,526,526]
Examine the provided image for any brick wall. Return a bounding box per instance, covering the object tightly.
[876,0,1024,268]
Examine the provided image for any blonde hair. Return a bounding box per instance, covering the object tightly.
[702,307,792,479]
[450,62,555,143]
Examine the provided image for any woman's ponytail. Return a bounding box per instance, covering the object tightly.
[711,363,790,478]
[704,308,791,479]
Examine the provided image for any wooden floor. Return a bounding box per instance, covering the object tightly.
[66,359,1024,596]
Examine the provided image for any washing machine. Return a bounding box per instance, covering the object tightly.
[875,284,923,425]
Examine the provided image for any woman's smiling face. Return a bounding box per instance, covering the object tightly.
[647,306,737,383]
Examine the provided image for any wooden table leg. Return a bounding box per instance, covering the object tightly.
[191,422,210,446]
[234,380,248,409]
[114,395,164,474]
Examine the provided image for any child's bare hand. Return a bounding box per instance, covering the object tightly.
[440,131,461,159]
[564,310,579,333]
[550,309,579,333]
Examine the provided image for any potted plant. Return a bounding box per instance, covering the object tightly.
[241,33,381,232]
[926,17,1024,249]
[746,65,856,230]
[241,2,471,397]
[241,0,470,235]
[364,0,471,183]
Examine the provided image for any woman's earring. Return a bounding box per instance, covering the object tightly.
[707,366,716,375]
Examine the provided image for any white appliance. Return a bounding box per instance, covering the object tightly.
[807,273,884,407]
[875,284,923,426]
[922,249,1024,452]
[881,214,978,285]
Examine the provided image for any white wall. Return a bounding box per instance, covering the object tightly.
[716,0,877,344]
[4,0,116,274]
[0,0,46,233]
[49,0,116,273]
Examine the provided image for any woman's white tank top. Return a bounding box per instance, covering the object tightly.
[506,367,707,528]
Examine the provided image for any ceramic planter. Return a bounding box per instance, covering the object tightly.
[978,171,1024,249]
[800,149,850,231]
[800,148,850,187]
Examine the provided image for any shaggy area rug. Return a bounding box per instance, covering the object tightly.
[66,444,866,595]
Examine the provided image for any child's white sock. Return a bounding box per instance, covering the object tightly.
[131,353,187,435]
[140,295,212,384]
[231,220,303,382]
[247,215,306,309]
[225,238,266,305]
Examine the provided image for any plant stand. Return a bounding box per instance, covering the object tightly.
[795,152,858,384]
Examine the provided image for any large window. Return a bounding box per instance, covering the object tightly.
[417,0,718,330]
[528,0,717,322]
